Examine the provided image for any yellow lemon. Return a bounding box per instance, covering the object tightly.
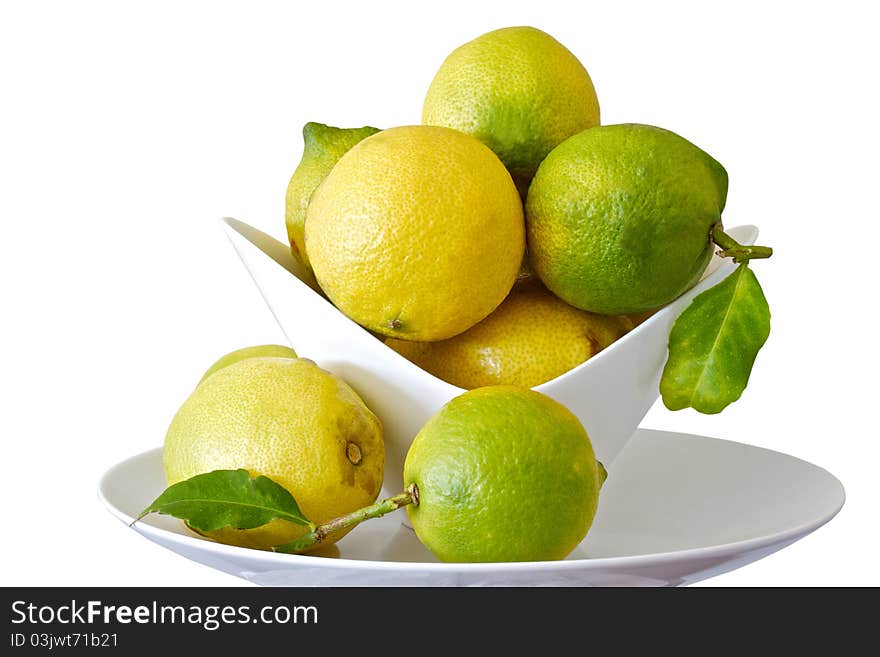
[305,125,524,341]
[387,280,633,389]
[423,26,600,182]
[163,357,384,550]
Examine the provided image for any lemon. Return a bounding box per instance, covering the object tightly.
[386,280,633,389]
[163,357,384,550]
[404,386,605,562]
[423,26,599,181]
[198,344,297,384]
[285,122,379,272]
[526,123,729,315]
[305,125,524,341]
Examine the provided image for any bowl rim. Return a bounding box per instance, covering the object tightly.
[99,433,844,573]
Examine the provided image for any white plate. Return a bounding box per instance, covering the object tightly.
[99,429,844,587]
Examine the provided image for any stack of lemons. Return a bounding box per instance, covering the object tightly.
[285,26,727,390]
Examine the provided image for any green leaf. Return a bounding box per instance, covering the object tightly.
[661,263,770,414]
[134,469,313,532]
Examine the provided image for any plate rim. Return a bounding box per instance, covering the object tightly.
[98,429,845,574]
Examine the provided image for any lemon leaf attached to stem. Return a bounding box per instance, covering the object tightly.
[133,469,313,532]
[661,262,771,414]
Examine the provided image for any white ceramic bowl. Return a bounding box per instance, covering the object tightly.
[223,218,758,493]
[99,429,845,586]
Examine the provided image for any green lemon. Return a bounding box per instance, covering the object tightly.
[403,386,605,562]
[285,122,380,272]
[423,26,599,182]
[198,344,297,384]
[526,123,729,315]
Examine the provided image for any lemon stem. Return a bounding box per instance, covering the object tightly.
[712,222,773,264]
[272,483,419,554]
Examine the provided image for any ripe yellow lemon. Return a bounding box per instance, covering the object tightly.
[386,280,634,389]
[305,125,524,341]
[423,26,600,181]
[163,357,384,550]
[404,386,606,562]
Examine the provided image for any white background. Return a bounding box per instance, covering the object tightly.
[2,0,877,587]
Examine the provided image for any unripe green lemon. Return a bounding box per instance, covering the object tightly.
[403,386,605,562]
[284,122,379,273]
[526,123,729,314]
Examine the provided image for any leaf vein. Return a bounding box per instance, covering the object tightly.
[687,266,746,408]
